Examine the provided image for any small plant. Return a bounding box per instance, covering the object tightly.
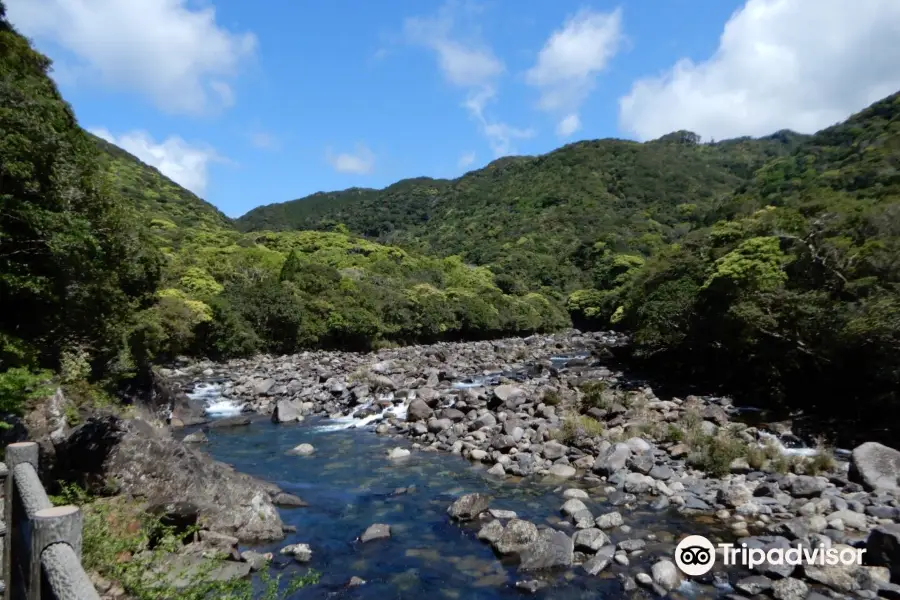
[0,367,54,426]
[542,389,562,406]
[579,380,611,413]
[804,446,836,475]
[688,429,750,477]
[553,413,604,443]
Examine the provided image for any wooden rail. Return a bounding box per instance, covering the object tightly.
[1,442,99,600]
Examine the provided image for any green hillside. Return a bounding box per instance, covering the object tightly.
[236,130,807,292]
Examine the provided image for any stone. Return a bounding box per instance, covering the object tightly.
[548,464,576,479]
[347,576,366,587]
[406,399,433,422]
[387,447,410,460]
[487,463,506,477]
[648,465,674,480]
[448,493,491,521]
[735,575,773,595]
[272,399,302,423]
[514,580,548,594]
[850,442,900,492]
[595,511,624,530]
[488,508,518,520]
[866,524,900,581]
[469,449,487,461]
[240,550,271,571]
[563,489,589,500]
[57,416,284,542]
[477,520,505,544]
[573,528,610,552]
[494,519,540,556]
[280,543,312,562]
[592,443,632,476]
[618,539,646,552]
[582,546,615,575]
[719,483,753,508]
[624,472,653,494]
[826,509,867,530]
[542,441,568,460]
[572,509,595,529]
[791,475,828,497]
[286,443,315,456]
[271,492,307,508]
[207,416,251,429]
[771,577,808,600]
[651,560,681,591]
[518,528,574,571]
[161,556,252,589]
[360,523,391,543]
[561,498,589,517]
[182,431,208,444]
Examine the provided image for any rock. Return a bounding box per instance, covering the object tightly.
[618,539,646,552]
[771,577,808,600]
[561,498,589,517]
[719,483,753,508]
[347,576,366,587]
[595,511,624,530]
[514,580,548,594]
[651,560,681,591]
[57,416,284,542]
[735,575,774,595]
[563,489,589,500]
[518,528,574,571]
[624,472,654,494]
[386,447,410,460]
[850,442,900,492]
[360,523,391,543]
[286,443,315,456]
[548,464,576,479]
[272,492,308,508]
[488,508,518,520]
[207,416,251,429]
[791,475,828,497]
[240,550,271,571]
[369,375,396,391]
[648,465,674,480]
[487,463,506,477]
[254,379,276,396]
[592,443,631,476]
[492,385,525,409]
[573,528,610,552]
[827,509,867,530]
[406,399,433,422]
[866,524,900,581]
[542,441,568,460]
[625,437,652,454]
[477,520,505,544]
[272,399,302,423]
[160,556,251,589]
[582,547,615,575]
[447,493,491,521]
[494,519,540,555]
[803,557,866,593]
[279,543,312,562]
[182,431,208,444]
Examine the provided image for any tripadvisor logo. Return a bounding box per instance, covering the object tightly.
[674,535,866,577]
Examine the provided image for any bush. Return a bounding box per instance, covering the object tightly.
[0,367,53,425]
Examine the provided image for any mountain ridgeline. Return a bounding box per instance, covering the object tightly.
[2,0,899,436]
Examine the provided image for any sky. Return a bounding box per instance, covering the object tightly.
[6,0,900,218]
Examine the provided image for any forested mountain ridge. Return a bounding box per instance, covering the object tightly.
[236,130,808,292]
[90,133,233,231]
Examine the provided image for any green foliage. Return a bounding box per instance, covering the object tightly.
[553,413,604,443]
[0,367,53,422]
[51,483,319,600]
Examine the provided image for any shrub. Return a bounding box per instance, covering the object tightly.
[0,367,54,425]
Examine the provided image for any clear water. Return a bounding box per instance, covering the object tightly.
[202,419,733,599]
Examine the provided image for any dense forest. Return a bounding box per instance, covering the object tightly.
[2,0,898,434]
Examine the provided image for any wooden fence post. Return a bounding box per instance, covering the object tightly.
[5,442,39,600]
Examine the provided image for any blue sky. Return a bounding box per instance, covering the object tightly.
[7,0,900,217]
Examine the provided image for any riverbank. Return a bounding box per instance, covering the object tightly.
[160,330,900,598]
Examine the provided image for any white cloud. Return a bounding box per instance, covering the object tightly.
[458,151,476,169]
[91,128,219,195]
[7,0,257,115]
[619,0,900,141]
[404,2,533,156]
[556,114,581,137]
[527,8,624,137]
[326,144,375,175]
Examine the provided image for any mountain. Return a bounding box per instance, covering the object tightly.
[90,133,232,232]
[236,131,808,292]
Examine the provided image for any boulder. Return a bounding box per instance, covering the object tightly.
[286,443,315,456]
[447,493,491,521]
[272,399,302,423]
[849,442,900,492]
[406,399,433,422]
[56,416,284,542]
[592,443,631,476]
[494,519,539,556]
[652,559,682,591]
[360,523,391,543]
[866,524,900,582]
[518,528,574,571]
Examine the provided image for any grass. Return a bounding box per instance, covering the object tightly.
[542,389,562,406]
[50,483,319,600]
[553,413,604,443]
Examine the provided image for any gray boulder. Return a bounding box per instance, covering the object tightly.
[518,528,574,571]
[494,519,539,556]
[447,493,491,521]
[850,442,900,492]
[592,443,631,476]
[407,399,433,422]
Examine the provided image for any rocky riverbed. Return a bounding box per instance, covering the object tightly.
[160,330,900,599]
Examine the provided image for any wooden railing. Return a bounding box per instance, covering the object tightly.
[1,442,99,600]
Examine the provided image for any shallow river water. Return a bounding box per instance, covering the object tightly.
[201,417,738,599]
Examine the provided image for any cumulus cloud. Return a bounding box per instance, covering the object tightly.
[91,128,219,195]
[527,8,624,138]
[458,151,476,169]
[7,0,257,115]
[619,0,900,141]
[405,2,533,156]
[326,144,376,175]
